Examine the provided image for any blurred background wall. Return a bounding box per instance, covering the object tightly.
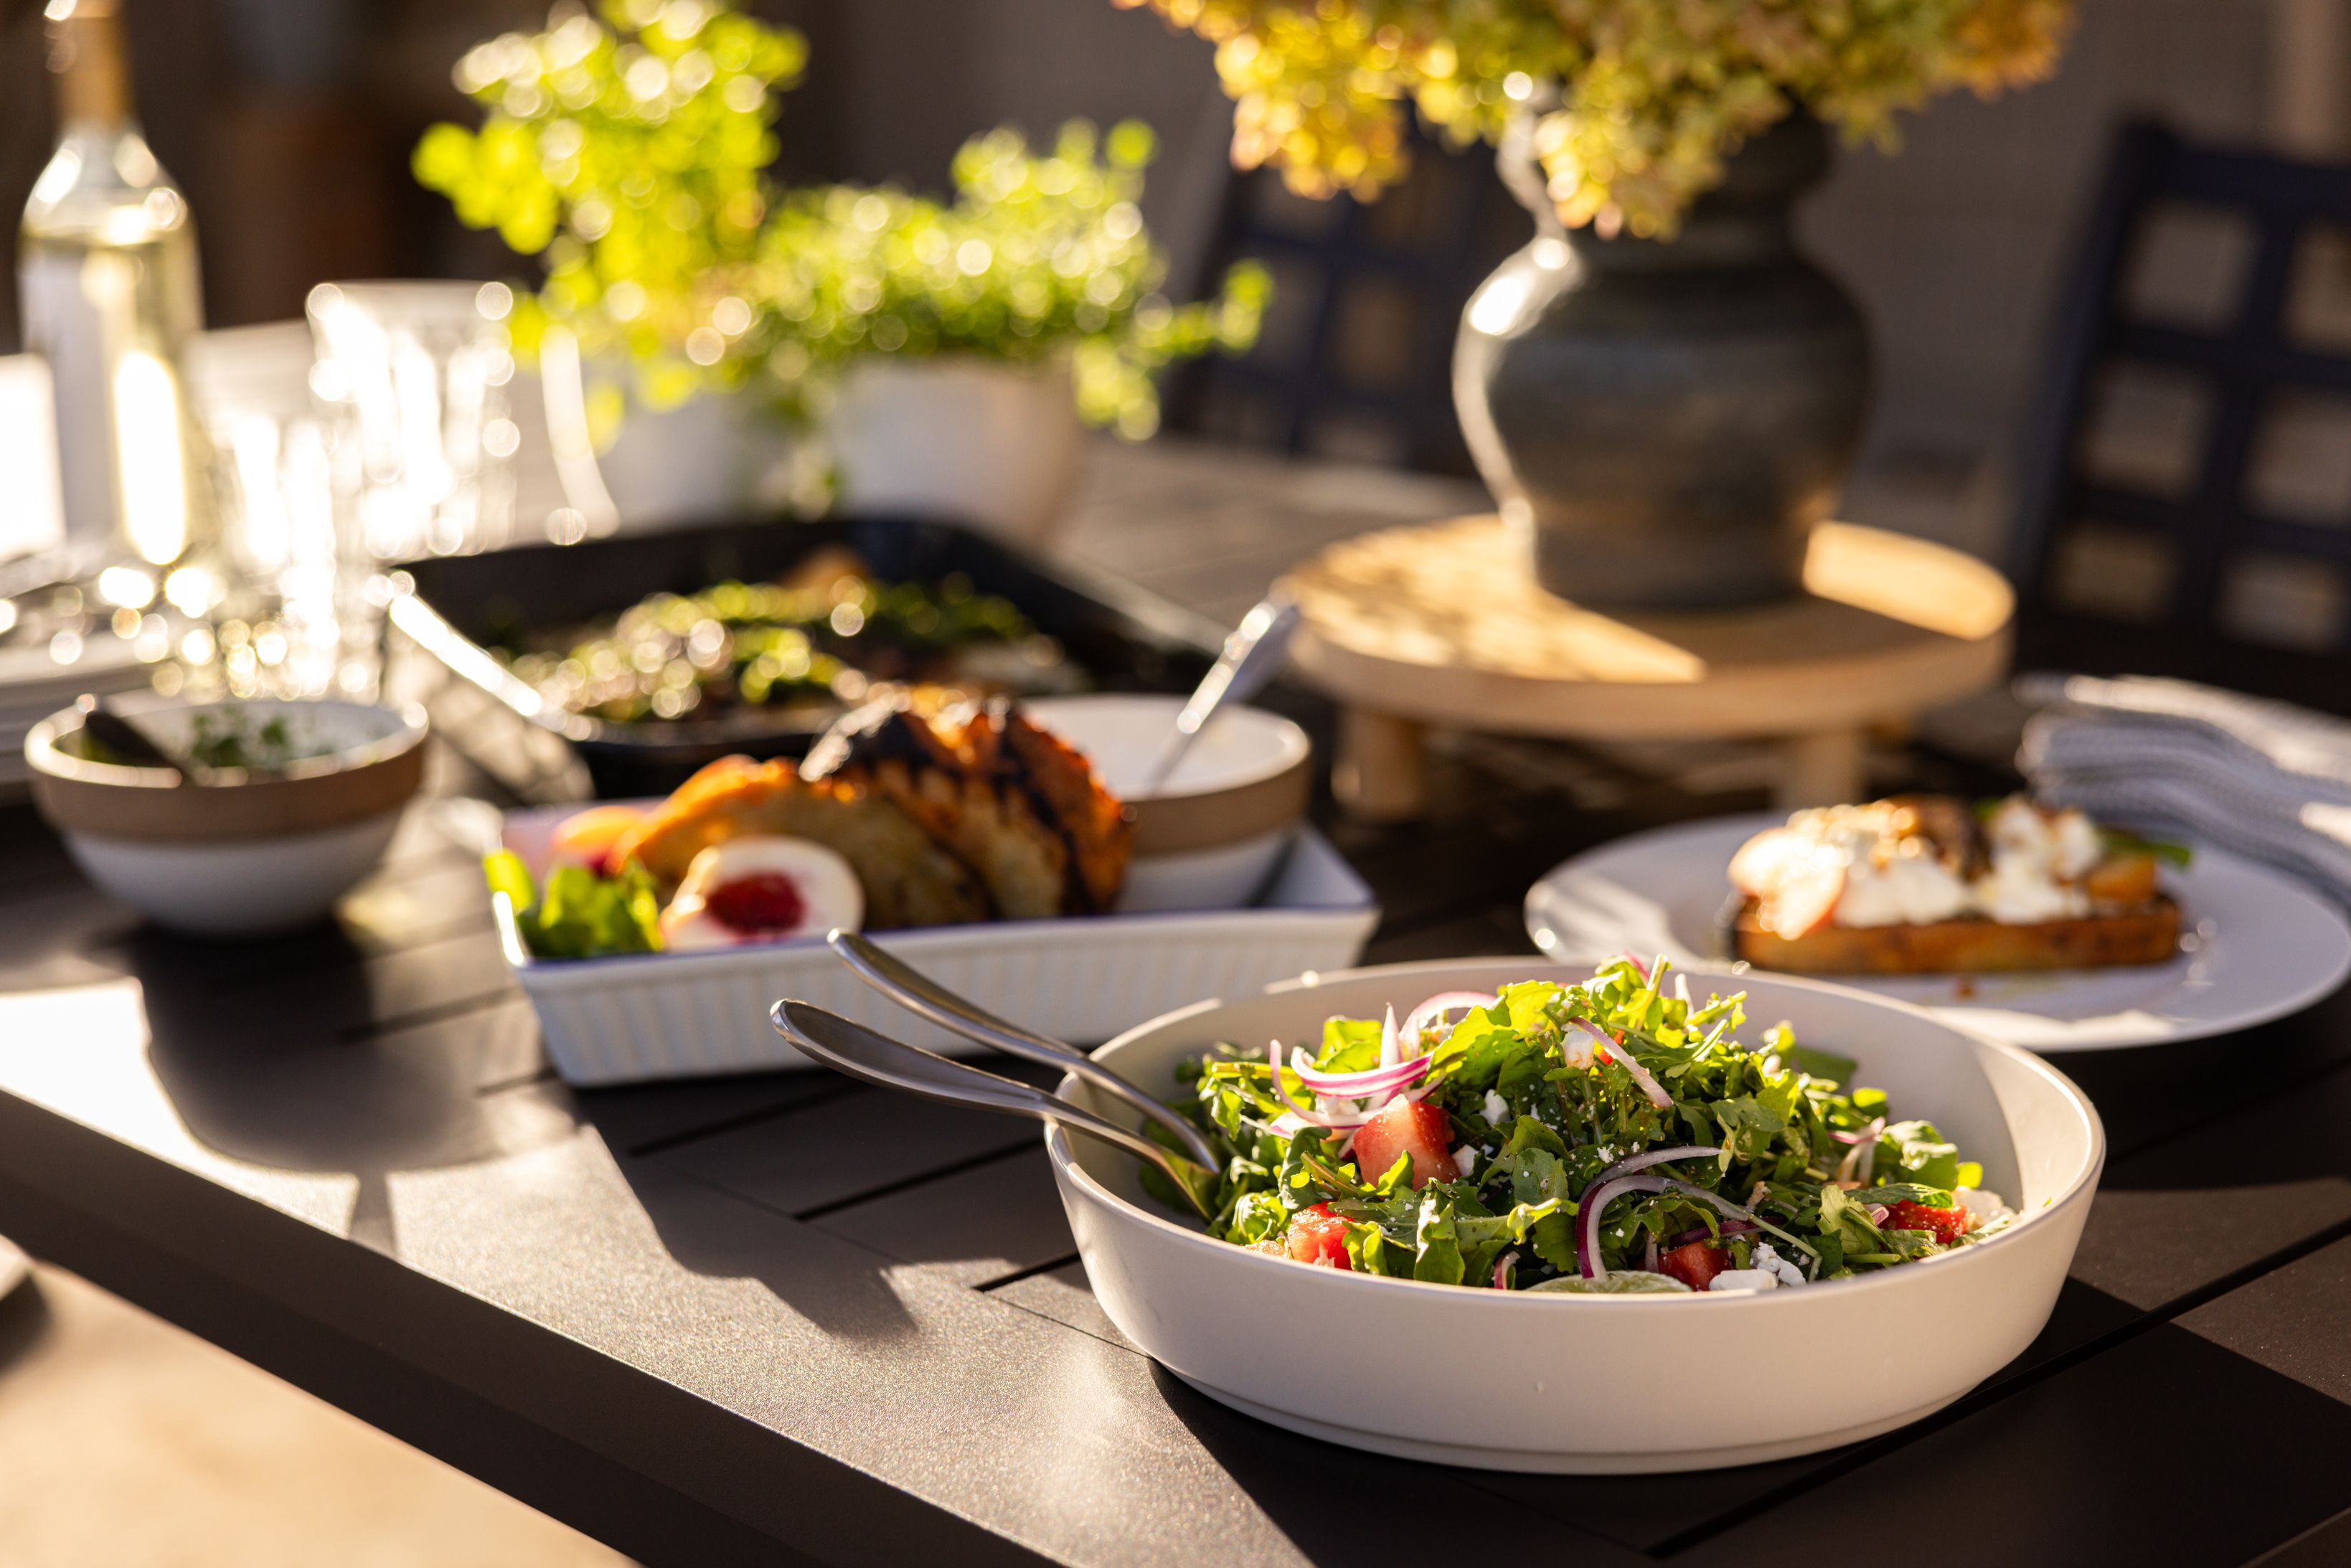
[2,0,2346,558]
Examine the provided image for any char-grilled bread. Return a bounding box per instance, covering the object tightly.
[1725,794,2181,975]
[608,757,991,930]
[803,686,1131,918]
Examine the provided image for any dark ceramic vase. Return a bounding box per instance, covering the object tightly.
[1454,113,1870,609]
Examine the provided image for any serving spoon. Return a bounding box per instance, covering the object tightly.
[771,999,1222,1222]
[825,930,1222,1171]
[1138,595,1299,798]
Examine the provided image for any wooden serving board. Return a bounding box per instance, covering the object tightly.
[1278,515,2015,818]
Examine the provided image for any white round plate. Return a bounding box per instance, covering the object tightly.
[1524,813,2351,1052]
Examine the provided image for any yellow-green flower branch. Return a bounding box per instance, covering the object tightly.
[1121,0,2074,237]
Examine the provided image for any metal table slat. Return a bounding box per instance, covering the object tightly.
[810,1146,1078,1288]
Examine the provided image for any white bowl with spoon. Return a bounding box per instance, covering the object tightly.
[1026,693,1311,912]
[26,697,428,936]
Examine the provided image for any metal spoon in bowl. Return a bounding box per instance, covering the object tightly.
[771,999,1222,1222]
[1138,595,1299,798]
[825,930,1222,1171]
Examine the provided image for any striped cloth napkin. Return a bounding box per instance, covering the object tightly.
[2015,673,2351,904]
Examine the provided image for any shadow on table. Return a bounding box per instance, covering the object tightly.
[614,1161,925,1345]
[116,920,928,1342]
[119,924,564,1255]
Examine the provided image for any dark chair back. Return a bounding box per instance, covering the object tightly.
[2012,119,2351,710]
[1162,133,1529,476]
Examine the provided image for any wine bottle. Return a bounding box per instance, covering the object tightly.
[19,0,215,585]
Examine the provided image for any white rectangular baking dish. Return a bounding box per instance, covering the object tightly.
[494,805,1380,1085]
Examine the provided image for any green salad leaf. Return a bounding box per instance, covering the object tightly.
[484,851,662,960]
[2100,830,2194,868]
[1165,957,2006,1293]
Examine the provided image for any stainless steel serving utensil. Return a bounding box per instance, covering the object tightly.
[771,999,1222,1221]
[825,929,1222,1171]
[1139,595,1299,797]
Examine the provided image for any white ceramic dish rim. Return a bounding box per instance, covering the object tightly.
[1045,956,2105,1310]
[1521,811,2351,1052]
[1022,694,1310,804]
[27,697,429,790]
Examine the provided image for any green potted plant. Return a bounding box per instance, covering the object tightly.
[1120,0,2074,606]
[415,0,1268,543]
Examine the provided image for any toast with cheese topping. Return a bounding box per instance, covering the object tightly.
[1725,794,2182,974]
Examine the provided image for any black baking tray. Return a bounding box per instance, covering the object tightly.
[384,516,1228,802]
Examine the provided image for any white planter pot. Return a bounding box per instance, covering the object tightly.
[590,384,783,531]
[828,356,1082,547]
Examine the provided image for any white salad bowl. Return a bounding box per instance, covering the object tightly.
[1046,958,2103,1473]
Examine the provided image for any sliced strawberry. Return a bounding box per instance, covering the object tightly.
[1286,1201,1353,1268]
[1883,1199,1971,1245]
[1351,1099,1454,1189]
[1659,1240,1731,1290]
[1728,828,1844,937]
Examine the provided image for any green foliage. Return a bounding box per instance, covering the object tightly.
[414,0,1266,437]
[1120,0,2074,238]
[485,849,663,959]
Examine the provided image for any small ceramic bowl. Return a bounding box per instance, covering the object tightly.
[1025,694,1312,913]
[26,698,429,937]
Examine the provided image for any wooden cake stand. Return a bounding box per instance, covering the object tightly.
[1278,516,2014,820]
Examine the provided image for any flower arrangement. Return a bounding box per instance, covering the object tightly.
[414,0,1267,438]
[1119,0,2076,237]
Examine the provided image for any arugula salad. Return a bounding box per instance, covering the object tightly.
[1156,958,2017,1295]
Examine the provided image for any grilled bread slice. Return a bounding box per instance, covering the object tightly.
[1730,893,2181,974]
[805,686,1131,917]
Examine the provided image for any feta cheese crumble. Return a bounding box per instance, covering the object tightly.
[1953,1187,2015,1230]
[1708,1268,1777,1293]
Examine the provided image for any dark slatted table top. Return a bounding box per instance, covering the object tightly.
[7,753,2351,1568]
[4,450,2351,1566]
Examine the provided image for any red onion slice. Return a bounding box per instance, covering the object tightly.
[1286,1046,1431,1098]
[1263,1040,1371,1128]
[1834,1118,1886,1185]
[1266,1100,1377,1130]
[1668,1219,1758,1248]
[1593,1145,1723,1186]
[1492,1249,1517,1290]
[1261,1034,1433,1133]
[1576,1173,1669,1280]
[1658,1178,1819,1259]
[1570,1019,1672,1110]
[1402,991,1499,1046]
